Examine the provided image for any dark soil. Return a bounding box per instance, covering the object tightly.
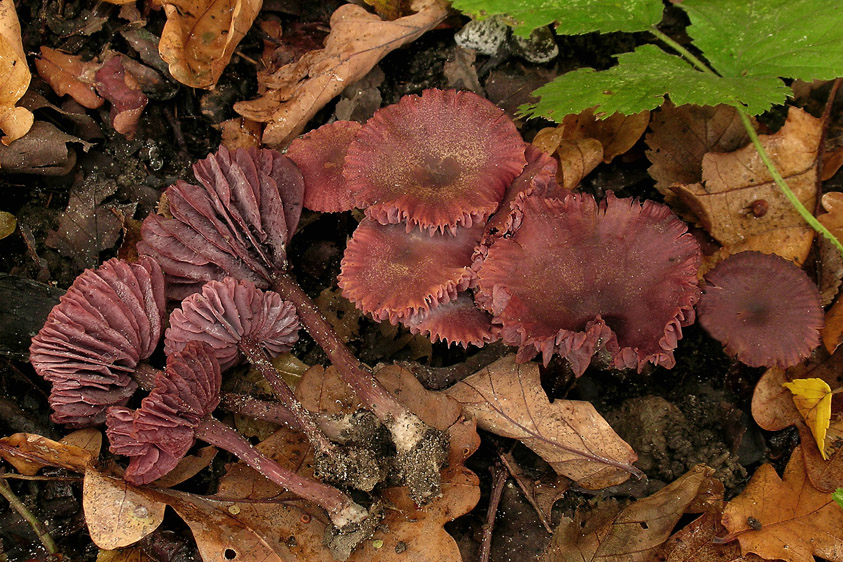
[0,1,802,561]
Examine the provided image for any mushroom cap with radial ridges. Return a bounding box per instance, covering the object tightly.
[338,218,482,324]
[698,251,823,368]
[402,291,499,348]
[476,193,701,376]
[29,257,165,427]
[106,342,221,486]
[165,277,300,372]
[344,89,527,234]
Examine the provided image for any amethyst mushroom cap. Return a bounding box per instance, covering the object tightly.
[29,257,165,427]
[476,192,701,376]
[343,88,527,234]
[697,251,823,368]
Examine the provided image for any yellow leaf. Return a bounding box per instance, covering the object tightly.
[783,378,832,460]
[0,0,33,144]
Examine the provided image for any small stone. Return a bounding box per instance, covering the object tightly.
[510,27,559,64]
[455,16,509,56]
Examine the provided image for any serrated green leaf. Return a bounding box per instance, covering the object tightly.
[451,0,663,36]
[681,0,843,82]
[521,45,790,120]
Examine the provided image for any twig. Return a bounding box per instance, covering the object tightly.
[497,451,554,534]
[479,463,508,562]
[0,473,59,555]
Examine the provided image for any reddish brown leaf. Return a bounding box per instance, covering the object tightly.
[35,47,104,109]
[95,56,148,140]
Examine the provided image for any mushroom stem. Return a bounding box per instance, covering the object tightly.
[271,270,429,451]
[195,417,368,530]
[237,337,337,456]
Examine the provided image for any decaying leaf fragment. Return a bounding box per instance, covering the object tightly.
[158,0,262,89]
[672,107,820,266]
[35,47,104,109]
[446,355,639,489]
[234,0,449,146]
[0,0,34,144]
[543,465,716,562]
[820,192,843,353]
[721,445,843,562]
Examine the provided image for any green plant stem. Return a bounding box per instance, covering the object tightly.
[651,26,843,256]
[0,474,58,555]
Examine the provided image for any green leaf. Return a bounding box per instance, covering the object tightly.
[835,489,843,510]
[681,0,843,81]
[521,45,789,120]
[450,0,663,36]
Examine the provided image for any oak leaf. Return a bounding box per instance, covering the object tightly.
[721,445,843,562]
[543,465,716,562]
[0,0,33,145]
[653,509,765,562]
[158,0,262,89]
[445,355,640,489]
[672,107,820,267]
[233,0,448,146]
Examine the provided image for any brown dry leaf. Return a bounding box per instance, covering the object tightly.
[721,445,843,562]
[83,468,166,550]
[445,355,639,489]
[220,117,262,150]
[646,104,751,202]
[234,0,448,146]
[0,431,96,475]
[561,108,649,163]
[820,192,843,353]
[555,138,604,190]
[363,0,414,20]
[0,210,14,239]
[158,0,261,89]
[0,0,33,145]
[542,465,716,562]
[653,510,765,562]
[0,120,89,175]
[150,445,217,488]
[97,547,154,562]
[46,177,137,268]
[35,47,104,109]
[672,107,820,266]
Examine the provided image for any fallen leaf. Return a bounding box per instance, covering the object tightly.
[0,431,95,475]
[819,192,843,353]
[646,104,752,205]
[362,0,414,20]
[561,107,649,163]
[45,176,137,269]
[83,468,166,550]
[97,547,154,562]
[220,117,262,150]
[543,465,716,562]
[783,378,833,460]
[672,107,820,266]
[443,47,483,94]
[721,445,843,562]
[95,56,148,140]
[35,47,104,109]
[0,0,34,144]
[555,138,604,190]
[0,120,88,175]
[158,0,262,89]
[653,509,765,562]
[61,427,103,458]
[150,446,217,488]
[445,355,640,489]
[0,210,14,239]
[234,0,448,146]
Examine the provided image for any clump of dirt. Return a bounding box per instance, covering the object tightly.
[607,395,746,490]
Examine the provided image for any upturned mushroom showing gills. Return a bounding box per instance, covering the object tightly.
[697,251,823,368]
[475,192,701,376]
[344,88,527,234]
[137,146,434,499]
[165,277,382,492]
[106,342,372,536]
[29,257,165,427]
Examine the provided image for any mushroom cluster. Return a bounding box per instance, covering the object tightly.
[292,89,700,373]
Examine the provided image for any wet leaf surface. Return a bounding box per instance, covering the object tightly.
[0,0,33,144]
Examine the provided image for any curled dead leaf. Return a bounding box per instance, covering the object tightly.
[672,107,820,267]
[0,430,97,475]
[234,0,448,146]
[0,0,34,144]
[543,465,716,562]
[445,355,640,489]
[35,47,104,109]
[158,0,262,89]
